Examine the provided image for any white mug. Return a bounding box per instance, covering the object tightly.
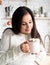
[29,38,40,54]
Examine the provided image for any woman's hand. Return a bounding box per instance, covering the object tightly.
[20,41,30,53]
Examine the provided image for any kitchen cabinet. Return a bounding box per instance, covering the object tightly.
[35,17,50,43]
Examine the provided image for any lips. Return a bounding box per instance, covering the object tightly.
[25,29,30,32]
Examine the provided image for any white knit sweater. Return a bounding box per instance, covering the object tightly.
[0,29,46,65]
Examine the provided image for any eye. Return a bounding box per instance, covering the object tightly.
[29,21,33,23]
[29,21,32,23]
[22,23,26,25]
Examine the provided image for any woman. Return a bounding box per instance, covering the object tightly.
[0,6,46,65]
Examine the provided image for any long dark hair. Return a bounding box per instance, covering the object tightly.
[4,6,42,42]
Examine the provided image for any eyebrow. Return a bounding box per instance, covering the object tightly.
[22,19,32,23]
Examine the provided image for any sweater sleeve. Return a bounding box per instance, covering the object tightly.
[0,29,24,65]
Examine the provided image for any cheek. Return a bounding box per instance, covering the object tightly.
[20,26,26,32]
[21,26,25,30]
[21,25,27,29]
[30,23,33,29]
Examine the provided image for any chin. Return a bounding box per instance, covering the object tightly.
[25,32,31,35]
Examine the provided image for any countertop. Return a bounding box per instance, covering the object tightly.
[40,55,50,65]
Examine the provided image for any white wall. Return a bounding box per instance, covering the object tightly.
[0,0,50,18]
[27,0,50,13]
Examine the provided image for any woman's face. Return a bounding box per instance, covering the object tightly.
[20,13,33,35]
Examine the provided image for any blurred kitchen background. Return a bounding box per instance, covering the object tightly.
[0,0,50,52]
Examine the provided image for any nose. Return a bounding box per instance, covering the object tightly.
[26,23,30,28]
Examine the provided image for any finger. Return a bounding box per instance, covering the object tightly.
[26,40,30,43]
[23,41,30,44]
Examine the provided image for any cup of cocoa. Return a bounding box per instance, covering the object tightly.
[29,38,41,54]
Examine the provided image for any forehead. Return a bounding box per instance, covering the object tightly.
[22,13,32,22]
